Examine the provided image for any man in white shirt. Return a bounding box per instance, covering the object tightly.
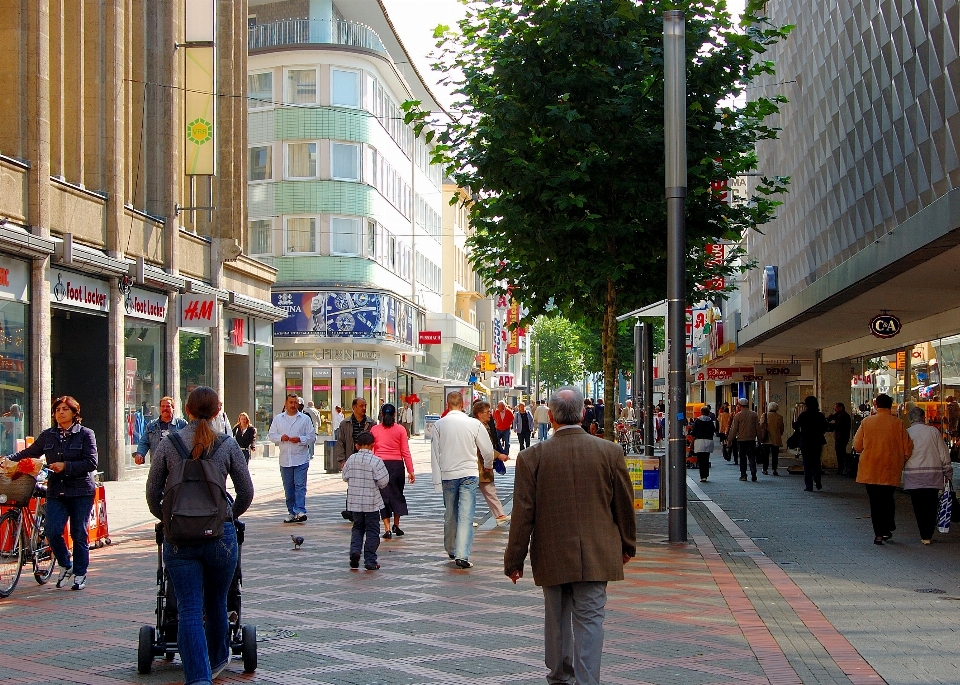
[431,391,494,569]
[533,400,551,441]
[303,401,321,434]
[268,393,317,523]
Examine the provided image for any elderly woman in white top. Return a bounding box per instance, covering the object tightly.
[904,406,953,544]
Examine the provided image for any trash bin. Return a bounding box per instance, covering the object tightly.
[424,414,441,441]
[324,439,339,473]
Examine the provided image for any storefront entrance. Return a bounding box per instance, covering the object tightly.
[51,308,108,462]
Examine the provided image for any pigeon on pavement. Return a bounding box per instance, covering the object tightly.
[291,535,304,550]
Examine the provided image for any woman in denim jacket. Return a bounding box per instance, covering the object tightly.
[1,395,97,590]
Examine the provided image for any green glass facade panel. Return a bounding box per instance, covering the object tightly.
[248,110,276,145]
[273,255,412,293]
[275,107,373,143]
[274,181,375,216]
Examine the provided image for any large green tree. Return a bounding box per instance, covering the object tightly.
[410,0,791,437]
[530,315,587,394]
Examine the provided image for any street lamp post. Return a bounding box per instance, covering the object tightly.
[664,10,687,543]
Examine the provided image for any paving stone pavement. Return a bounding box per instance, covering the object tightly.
[0,439,953,684]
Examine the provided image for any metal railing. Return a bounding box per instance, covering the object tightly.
[248,19,387,55]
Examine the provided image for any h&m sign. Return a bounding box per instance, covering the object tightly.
[180,294,218,328]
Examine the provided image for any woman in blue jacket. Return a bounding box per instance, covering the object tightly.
[1,395,98,590]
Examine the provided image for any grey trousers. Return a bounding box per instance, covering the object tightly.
[542,581,607,685]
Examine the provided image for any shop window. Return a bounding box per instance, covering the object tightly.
[180,332,211,403]
[364,220,376,259]
[248,145,271,181]
[253,345,273,437]
[248,71,273,109]
[285,367,304,398]
[363,368,373,409]
[287,68,317,105]
[249,219,272,255]
[0,301,28,455]
[331,216,360,255]
[331,68,360,108]
[286,142,317,179]
[124,322,166,465]
[284,217,317,254]
[341,367,358,409]
[331,142,360,181]
[312,368,332,435]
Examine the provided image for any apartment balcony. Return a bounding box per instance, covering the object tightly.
[248,19,387,55]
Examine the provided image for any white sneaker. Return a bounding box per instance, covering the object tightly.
[211,659,228,680]
[71,574,86,590]
[56,565,73,588]
[495,515,511,526]
[472,521,479,527]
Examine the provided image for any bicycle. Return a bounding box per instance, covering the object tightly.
[0,469,56,598]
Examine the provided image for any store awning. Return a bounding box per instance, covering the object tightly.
[397,367,465,387]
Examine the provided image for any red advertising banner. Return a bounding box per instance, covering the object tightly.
[419,330,442,345]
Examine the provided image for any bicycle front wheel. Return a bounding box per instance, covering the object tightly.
[0,510,24,598]
[32,504,56,585]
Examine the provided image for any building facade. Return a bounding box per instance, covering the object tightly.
[0,0,281,480]
[701,1,960,463]
[249,0,466,433]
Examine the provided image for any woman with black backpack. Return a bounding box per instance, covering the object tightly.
[146,387,253,684]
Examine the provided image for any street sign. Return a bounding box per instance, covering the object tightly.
[870,313,901,339]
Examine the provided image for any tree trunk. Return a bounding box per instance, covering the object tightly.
[602,277,617,441]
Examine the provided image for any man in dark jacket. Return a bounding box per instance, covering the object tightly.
[827,402,852,475]
[333,397,375,519]
[505,386,636,685]
[133,396,187,465]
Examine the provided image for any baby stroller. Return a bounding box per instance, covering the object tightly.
[137,519,257,674]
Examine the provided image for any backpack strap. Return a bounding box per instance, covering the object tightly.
[168,432,192,461]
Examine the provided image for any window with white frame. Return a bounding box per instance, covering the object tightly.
[284,217,317,254]
[287,69,317,105]
[331,68,360,108]
[331,216,360,255]
[330,142,360,181]
[364,220,376,258]
[248,145,271,181]
[286,142,317,178]
[249,219,272,255]
[248,72,273,109]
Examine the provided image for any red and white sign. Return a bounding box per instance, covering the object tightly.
[707,367,735,380]
[230,317,245,347]
[419,330,442,345]
[49,270,109,312]
[125,357,137,406]
[493,372,515,388]
[124,288,168,322]
[180,294,217,328]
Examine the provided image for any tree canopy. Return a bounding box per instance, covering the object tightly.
[530,315,587,393]
[409,0,792,435]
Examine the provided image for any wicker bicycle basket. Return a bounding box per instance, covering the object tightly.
[0,472,38,507]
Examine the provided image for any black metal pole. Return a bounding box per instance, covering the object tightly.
[634,321,642,447]
[643,322,655,458]
[664,10,687,543]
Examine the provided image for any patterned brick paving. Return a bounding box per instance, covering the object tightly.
[0,443,884,684]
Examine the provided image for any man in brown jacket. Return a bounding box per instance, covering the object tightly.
[853,393,913,544]
[504,386,636,685]
[727,397,761,481]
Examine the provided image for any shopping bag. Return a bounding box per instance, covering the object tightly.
[938,481,952,534]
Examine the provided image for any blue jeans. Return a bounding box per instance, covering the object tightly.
[538,423,549,441]
[497,429,511,452]
[280,463,309,515]
[164,521,238,685]
[350,511,381,566]
[45,495,94,576]
[442,476,478,561]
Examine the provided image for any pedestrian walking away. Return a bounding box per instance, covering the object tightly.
[232,412,257,463]
[793,396,830,491]
[494,401,514,453]
[342,432,390,570]
[761,402,785,475]
[504,386,636,685]
[145,386,254,685]
[134,396,187,466]
[853,393,913,545]
[534,400,551,441]
[594,398,605,435]
[303,401,322,434]
[431,391,494,568]
[334,398,376,519]
[268,393,316,522]
[717,403,732,461]
[473,401,511,526]
[903,406,950,544]
[1,395,98,591]
[514,401,534,451]
[690,406,716,482]
[827,402,853,475]
[727,398,760,481]
[370,403,415,539]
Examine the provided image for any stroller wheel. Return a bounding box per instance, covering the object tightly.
[241,624,258,673]
[137,625,155,674]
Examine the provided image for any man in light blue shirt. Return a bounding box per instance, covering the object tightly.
[269,394,317,522]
